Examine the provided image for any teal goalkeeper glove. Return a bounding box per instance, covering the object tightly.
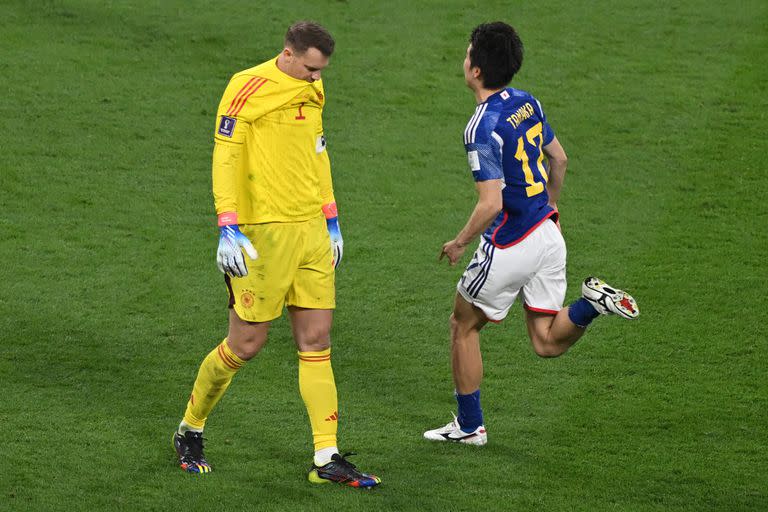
[216,212,258,278]
[323,202,343,269]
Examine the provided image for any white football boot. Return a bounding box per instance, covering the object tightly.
[423,413,487,446]
[582,277,639,319]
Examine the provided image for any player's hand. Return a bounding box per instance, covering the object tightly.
[439,239,467,266]
[216,213,258,278]
[323,202,343,269]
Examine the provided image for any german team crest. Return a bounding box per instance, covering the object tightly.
[240,291,255,309]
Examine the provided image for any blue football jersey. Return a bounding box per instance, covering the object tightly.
[464,87,558,247]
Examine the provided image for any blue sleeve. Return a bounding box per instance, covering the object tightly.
[533,98,555,145]
[464,110,503,182]
[465,138,503,182]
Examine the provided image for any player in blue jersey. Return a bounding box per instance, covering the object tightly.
[424,22,640,445]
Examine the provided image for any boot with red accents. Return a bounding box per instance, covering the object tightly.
[308,452,381,488]
[582,277,639,319]
[173,430,211,474]
[423,413,488,446]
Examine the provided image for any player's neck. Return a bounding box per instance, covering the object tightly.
[474,86,503,104]
[276,53,290,75]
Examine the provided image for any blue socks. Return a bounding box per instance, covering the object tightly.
[568,298,599,328]
[456,390,484,433]
[453,302,598,432]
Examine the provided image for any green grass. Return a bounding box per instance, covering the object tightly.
[2,0,767,510]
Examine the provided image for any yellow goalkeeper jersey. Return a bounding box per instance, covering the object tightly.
[212,55,334,223]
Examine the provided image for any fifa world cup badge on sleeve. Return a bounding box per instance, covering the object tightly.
[218,116,237,137]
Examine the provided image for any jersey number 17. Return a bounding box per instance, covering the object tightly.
[514,121,549,197]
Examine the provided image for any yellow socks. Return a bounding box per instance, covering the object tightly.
[298,348,338,453]
[182,339,246,430]
[181,342,337,462]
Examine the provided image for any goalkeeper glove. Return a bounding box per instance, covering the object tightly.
[323,202,343,269]
[216,212,258,278]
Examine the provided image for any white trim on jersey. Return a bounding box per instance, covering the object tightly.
[491,130,506,189]
[464,103,488,144]
[491,131,504,150]
[464,105,481,144]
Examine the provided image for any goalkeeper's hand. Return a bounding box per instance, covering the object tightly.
[323,202,343,269]
[216,212,258,278]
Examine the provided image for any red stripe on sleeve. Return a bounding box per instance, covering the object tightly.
[226,77,260,116]
[229,78,268,117]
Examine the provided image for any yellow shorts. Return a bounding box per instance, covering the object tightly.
[225,215,335,322]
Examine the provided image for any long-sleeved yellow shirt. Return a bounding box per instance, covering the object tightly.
[212,55,335,223]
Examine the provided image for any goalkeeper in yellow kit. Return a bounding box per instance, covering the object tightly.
[172,21,380,488]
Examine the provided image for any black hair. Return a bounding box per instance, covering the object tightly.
[285,21,335,57]
[469,22,524,88]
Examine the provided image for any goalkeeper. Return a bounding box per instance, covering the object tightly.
[172,21,380,488]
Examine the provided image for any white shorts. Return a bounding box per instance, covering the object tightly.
[457,219,567,322]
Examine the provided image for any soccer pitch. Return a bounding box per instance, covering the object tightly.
[1,0,766,510]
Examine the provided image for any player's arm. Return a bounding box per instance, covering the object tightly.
[317,135,335,206]
[316,115,343,269]
[543,136,567,207]
[442,118,504,265]
[533,99,565,209]
[440,179,503,266]
[212,142,240,215]
[211,74,265,277]
[212,143,257,278]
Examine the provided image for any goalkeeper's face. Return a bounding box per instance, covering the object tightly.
[282,46,329,83]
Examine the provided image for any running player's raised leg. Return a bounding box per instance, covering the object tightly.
[525,277,639,358]
[525,308,586,357]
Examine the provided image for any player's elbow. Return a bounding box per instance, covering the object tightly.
[550,153,567,171]
[481,196,503,216]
